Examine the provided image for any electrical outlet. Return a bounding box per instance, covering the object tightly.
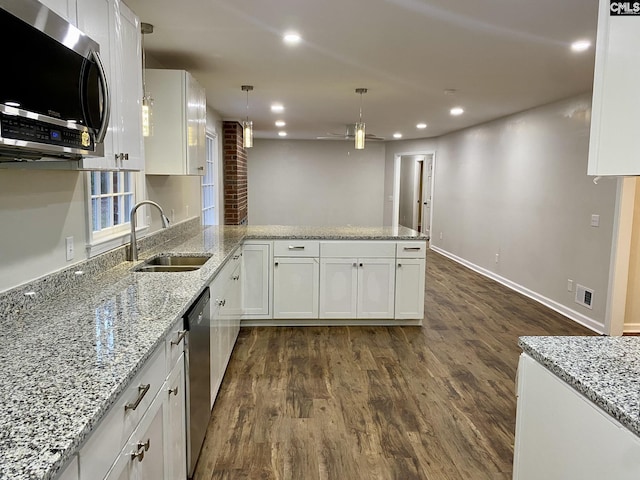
[171,208,176,223]
[65,236,74,261]
[590,214,600,227]
[567,279,573,292]
[439,232,443,240]
[495,253,499,263]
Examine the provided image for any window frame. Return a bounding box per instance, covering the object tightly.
[202,131,219,226]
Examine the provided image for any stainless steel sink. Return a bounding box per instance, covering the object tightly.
[134,265,202,273]
[133,255,211,272]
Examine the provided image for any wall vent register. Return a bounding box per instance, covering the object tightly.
[575,284,594,309]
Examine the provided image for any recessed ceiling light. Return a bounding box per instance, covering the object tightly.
[571,40,591,52]
[271,104,284,113]
[393,133,403,139]
[5,101,20,107]
[416,123,427,129]
[278,131,287,137]
[283,32,301,45]
[450,107,464,116]
[275,120,286,127]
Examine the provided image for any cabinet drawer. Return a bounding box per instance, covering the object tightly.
[79,344,166,480]
[320,241,396,258]
[274,240,319,257]
[396,241,427,258]
[165,320,186,372]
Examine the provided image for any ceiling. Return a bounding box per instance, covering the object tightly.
[124,0,599,142]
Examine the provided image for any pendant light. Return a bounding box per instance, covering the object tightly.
[354,88,367,150]
[141,22,154,137]
[241,85,254,148]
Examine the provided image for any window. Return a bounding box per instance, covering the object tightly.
[90,171,135,233]
[202,133,218,225]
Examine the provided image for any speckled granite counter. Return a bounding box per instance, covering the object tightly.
[0,224,425,480]
[519,336,640,438]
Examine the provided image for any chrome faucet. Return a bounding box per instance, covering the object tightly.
[129,200,170,261]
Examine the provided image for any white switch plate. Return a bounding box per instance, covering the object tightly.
[65,236,74,261]
[591,214,600,227]
[495,253,500,263]
[567,279,573,292]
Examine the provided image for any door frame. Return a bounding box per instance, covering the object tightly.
[392,150,436,234]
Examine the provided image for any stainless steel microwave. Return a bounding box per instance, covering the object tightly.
[0,0,109,161]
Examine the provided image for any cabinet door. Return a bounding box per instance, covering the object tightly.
[273,257,319,319]
[395,258,425,320]
[319,258,358,319]
[357,259,395,318]
[210,278,224,409]
[113,2,143,171]
[164,355,187,480]
[56,456,79,480]
[186,72,206,175]
[75,0,117,169]
[242,244,271,317]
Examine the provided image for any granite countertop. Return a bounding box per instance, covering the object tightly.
[519,336,640,438]
[0,224,425,480]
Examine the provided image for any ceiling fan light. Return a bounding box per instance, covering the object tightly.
[243,120,253,148]
[354,122,365,149]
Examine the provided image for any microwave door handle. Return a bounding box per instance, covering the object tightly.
[90,50,111,143]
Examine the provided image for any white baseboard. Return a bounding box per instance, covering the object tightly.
[430,246,605,335]
[623,323,640,333]
[241,318,423,327]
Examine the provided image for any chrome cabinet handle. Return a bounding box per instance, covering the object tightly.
[124,153,129,160]
[90,49,110,143]
[124,384,150,411]
[197,166,204,170]
[233,254,240,260]
[398,263,402,267]
[170,330,187,346]
[131,439,150,462]
[403,247,421,251]
[215,299,226,306]
[232,274,240,280]
[274,262,279,267]
[168,385,179,396]
[288,246,305,250]
[352,262,357,267]
[359,263,363,267]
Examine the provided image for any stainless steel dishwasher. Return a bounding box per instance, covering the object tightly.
[184,287,211,479]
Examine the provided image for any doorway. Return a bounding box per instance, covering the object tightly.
[393,152,434,237]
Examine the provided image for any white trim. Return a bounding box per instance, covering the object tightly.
[240,318,422,327]
[430,245,605,334]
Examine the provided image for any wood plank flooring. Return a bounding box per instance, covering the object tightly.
[194,250,593,480]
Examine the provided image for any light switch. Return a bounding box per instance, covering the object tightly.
[590,214,600,227]
[65,236,74,261]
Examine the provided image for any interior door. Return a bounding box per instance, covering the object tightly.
[421,154,434,238]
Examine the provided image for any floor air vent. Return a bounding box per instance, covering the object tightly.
[575,284,594,310]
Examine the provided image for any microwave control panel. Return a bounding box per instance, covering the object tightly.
[0,112,95,151]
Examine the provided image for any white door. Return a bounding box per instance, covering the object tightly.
[357,259,395,318]
[241,244,270,316]
[395,258,425,320]
[319,258,358,318]
[273,257,319,319]
[165,357,187,480]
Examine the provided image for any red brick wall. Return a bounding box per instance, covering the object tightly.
[223,121,248,225]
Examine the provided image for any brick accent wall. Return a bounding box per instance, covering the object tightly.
[223,121,248,225]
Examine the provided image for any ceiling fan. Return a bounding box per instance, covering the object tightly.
[317,123,385,141]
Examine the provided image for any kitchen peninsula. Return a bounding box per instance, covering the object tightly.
[0,221,425,480]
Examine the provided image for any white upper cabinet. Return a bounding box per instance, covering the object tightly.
[76,0,144,171]
[144,69,207,175]
[587,0,640,175]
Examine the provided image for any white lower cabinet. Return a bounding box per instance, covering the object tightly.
[241,243,271,318]
[395,258,425,319]
[513,353,640,479]
[319,258,358,318]
[273,257,320,318]
[57,456,79,480]
[164,354,187,480]
[357,259,396,318]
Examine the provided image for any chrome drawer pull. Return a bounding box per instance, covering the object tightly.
[403,247,421,251]
[288,245,305,250]
[168,385,179,396]
[131,439,150,462]
[170,330,187,346]
[125,384,150,411]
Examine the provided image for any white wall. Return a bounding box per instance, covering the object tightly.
[247,139,386,226]
[386,94,618,330]
[0,169,88,292]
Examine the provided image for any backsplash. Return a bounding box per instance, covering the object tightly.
[0,217,201,323]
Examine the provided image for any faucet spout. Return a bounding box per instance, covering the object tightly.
[129,200,170,261]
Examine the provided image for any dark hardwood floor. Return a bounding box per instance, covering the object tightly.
[194,250,593,480]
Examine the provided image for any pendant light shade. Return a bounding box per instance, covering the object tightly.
[355,88,367,150]
[141,23,154,137]
[241,85,254,148]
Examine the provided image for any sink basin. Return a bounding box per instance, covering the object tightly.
[133,255,211,272]
[135,265,201,273]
